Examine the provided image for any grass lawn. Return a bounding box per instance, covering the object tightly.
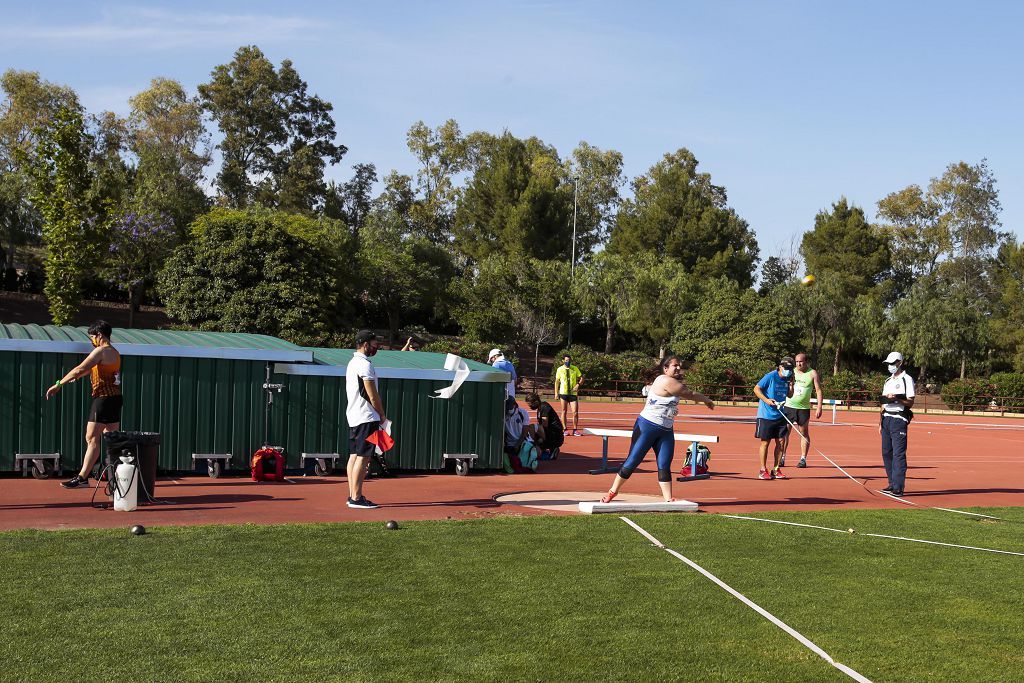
[2,508,1023,682]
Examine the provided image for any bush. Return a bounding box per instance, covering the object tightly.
[687,357,749,402]
[989,373,1024,409]
[548,346,656,394]
[940,378,993,411]
[820,370,892,407]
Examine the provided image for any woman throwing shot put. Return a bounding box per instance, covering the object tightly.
[601,356,714,503]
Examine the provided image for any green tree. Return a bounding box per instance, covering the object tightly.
[158,208,351,342]
[572,251,633,353]
[799,198,890,370]
[0,70,79,277]
[453,132,572,262]
[992,239,1024,370]
[617,253,695,357]
[609,148,759,286]
[325,162,377,237]
[757,255,798,295]
[406,119,471,242]
[26,106,95,324]
[127,78,210,238]
[565,141,625,258]
[101,211,176,327]
[199,46,346,212]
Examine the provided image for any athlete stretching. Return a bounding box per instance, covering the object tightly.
[601,356,714,503]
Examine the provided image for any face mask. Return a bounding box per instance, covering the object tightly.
[365,345,378,357]
[563,360,570,367]
[780,368,791,378]
[888,364,900,374]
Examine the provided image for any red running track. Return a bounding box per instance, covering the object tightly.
[2,403,1022,531]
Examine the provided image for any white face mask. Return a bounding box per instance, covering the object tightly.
[780,369,791,378]
[888,364,900,374]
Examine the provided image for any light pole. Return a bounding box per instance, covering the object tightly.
[568,175,579,347]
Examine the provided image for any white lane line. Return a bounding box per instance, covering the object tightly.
[719,514,1024,557]
[620,517,873,683]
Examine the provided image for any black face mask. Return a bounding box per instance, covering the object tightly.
[563,361,570,366]
[365,345,378,357]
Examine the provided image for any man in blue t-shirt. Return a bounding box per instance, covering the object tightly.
[753,357,795,481]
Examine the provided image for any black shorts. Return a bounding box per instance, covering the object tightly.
[755,417,789,440]
[88,396,123,424]
[558,394,578,402]
[349,421,380,458]
[783,407,811,427]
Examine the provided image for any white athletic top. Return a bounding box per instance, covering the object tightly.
[882,372,915,421]
[640,392,679,429]
[346,352,380,426]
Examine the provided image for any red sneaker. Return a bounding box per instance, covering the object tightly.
[758,469,772,480]
[600,490,618,503]
[773,468,788,480]
[573,429,583,437]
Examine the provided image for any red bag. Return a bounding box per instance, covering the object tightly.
[251,447,285,482]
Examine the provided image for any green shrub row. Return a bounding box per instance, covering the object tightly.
[941,373,1024,410]
[550,345,654,392]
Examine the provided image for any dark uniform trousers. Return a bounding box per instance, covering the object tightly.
[881,414,908,491]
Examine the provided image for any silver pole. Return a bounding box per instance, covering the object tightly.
[568,176,578,347]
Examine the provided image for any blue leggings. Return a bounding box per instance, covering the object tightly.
[619,416,674,481]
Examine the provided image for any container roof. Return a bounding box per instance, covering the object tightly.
[0,324,313,363]
[274,349,510,383]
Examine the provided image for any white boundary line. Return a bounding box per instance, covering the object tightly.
[620,517,873,683]
[719,514,1024,557]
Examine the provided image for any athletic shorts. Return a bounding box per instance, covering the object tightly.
[558,394,578,402]
[755,417,789,440]
[783,407,810,427]
[88,396,123,424]
[349,420,380,458]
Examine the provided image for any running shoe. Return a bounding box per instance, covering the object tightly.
[773,468,788,480]
[347,496,380,509]
[881,485,893,493]
[600,490,618,503]
[573,429,582,437]
[888,489,904,497]
[758,469,772,480]
[563,429,571,437]
[797,457,807,469]
[60,475,90,489]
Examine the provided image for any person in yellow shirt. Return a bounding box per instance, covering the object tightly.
[554,354,584,436]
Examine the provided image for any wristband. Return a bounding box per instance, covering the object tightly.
[54,379,62,387]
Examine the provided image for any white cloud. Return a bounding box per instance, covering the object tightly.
[0,6,328,50]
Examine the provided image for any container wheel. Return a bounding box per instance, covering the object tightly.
[314,459,332,476]
[207,459,222,478]
[31,460,54,480]
[455,458,469,476]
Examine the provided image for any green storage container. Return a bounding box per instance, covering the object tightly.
[0,324,508,473]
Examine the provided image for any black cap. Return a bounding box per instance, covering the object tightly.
[780,356,795,369]
[354,329,377,346]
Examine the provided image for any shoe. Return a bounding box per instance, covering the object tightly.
[563,429,571,436]
[797,457,806,469]
[61,475,90,489]
[600,490,618,503]
[573,429,582,437]
[758,469,772,480]
[347,496,380,509]
[888,489,904,497]
[773,468,788,480]
[780,454,786,467]
[881,485,893,493]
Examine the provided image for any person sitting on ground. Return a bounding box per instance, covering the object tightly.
[401,337,421,351]
[526,392,564,459]
[503,396,538,472]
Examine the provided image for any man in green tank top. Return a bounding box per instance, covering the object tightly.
[782,353,823,468]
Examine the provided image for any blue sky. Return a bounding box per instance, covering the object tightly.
[2,1,1021,257]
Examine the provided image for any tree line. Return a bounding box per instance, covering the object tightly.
[2,45,1022,385]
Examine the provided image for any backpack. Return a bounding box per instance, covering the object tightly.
[251,447,285,482]
[679,443,711,477]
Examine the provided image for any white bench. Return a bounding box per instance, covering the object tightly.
[300,452,341,476]
[192,453,232,478]
[582,428,719,480]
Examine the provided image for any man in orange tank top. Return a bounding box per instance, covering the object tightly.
[46,320,123,489]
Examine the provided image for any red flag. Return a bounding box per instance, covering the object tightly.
[365,429,395,452]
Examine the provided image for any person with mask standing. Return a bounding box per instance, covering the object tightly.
[46,320,123,489]
[345,330,387,509]
[554,354,584,436]
[752,357,796,480]
[880,351,915,497]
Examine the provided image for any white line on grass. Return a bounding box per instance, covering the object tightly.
[719,514,1024,557]
[620,517,873,683]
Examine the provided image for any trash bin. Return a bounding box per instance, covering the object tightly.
[104,432,160,502]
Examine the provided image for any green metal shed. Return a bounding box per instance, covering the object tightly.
[0,324,508,474]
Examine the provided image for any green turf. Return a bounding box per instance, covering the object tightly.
[2,508,1023,682]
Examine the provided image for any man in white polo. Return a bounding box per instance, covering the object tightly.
[346,330,387,509]
[880,351,915,497]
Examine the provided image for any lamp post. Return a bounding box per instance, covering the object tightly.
[568,175,579,347]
